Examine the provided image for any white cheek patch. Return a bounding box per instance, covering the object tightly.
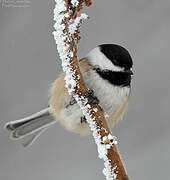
[86,47,123,72]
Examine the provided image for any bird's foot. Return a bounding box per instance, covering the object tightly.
[85,89,94,98]
[80,116,87,123]
[66,97,76,108]
[85,89,100,105]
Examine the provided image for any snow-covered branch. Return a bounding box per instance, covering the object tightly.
[53,0,129,179]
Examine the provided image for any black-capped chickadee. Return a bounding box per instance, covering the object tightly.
[4,44,133,147]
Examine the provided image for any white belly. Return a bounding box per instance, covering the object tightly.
[59,70,130,135]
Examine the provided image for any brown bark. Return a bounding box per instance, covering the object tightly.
[71,54,129,180]
[56,1,129,179]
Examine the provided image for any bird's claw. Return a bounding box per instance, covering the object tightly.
[85,89,94,98]
[80,116,87,123]
[85,89,100,105]
[87,96,99,105]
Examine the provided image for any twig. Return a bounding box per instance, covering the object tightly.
[53,0,129,179]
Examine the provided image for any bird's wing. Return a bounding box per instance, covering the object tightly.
[49,71,72,118]
[49,58,91,118]
[107,91,131,126]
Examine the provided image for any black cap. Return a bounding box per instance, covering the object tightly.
[100,44,133,70]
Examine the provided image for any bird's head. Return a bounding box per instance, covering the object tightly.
[87,44,133,87]
[87,44,133,75]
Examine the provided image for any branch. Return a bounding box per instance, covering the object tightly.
[53,0,129,179]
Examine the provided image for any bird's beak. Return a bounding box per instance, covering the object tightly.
[124,69,133,75]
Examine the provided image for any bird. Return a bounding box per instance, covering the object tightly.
[4,44,133,147]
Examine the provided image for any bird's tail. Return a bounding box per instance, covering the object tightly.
[4,108,55,147]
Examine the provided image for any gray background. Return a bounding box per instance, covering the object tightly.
[0,0,170,179]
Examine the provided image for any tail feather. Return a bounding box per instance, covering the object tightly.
[21,129,46,147]
[4,108,56,147]
[5,108,51,131]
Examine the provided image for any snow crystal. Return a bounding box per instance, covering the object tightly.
[93,108,98,112]
[69,13,88,34]
[71,0,79,7]
[53,1,118,179]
